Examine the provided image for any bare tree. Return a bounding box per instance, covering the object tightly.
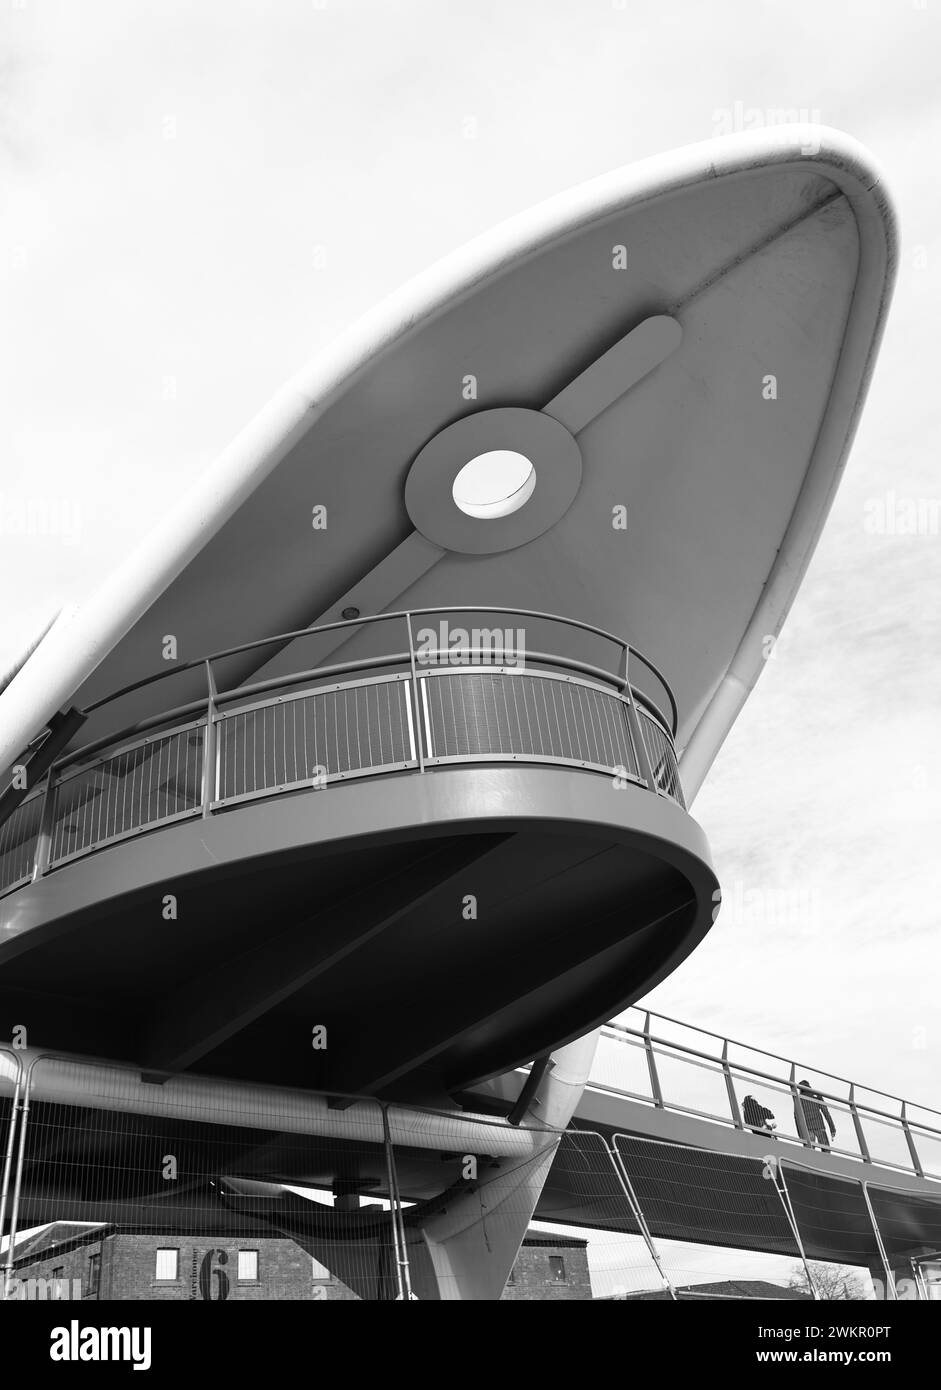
[788,1262,869,1300]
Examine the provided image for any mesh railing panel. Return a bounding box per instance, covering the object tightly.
[49,727,204,866]
[0,612,689,894]
[771,1163,878,1298]
[542,1129,673,1299]
[866,1181,941,1279]
[613,1133,798,1259]
[216,677,414,802]
[607,1134,812,1298]
[0,793,43,895]
[423,671,641,779]
[1,669,686,886]
[637,707,685,806]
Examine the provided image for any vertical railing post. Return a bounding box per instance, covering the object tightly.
[901,1102,924,1177]
[617,641,629,691]
[644,1012,664,1109]
[405,613,425,774]
[4,1067,32,1294]
[201,659,217,817]
[850,1085,871,1163]
[0,1055,21,1296]
[622,647,657,791]
[723,1040,743,1129]
[861,1180,898,1300]
[773,1162,821,1300]
[912,1259,930,1301]
[606,1134,677,1300]
[31,770,57,881]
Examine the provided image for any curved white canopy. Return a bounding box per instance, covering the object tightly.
[0,125,896,800]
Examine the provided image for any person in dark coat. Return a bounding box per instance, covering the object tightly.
[795,1078,836,1151]
[742,1094,776,1136]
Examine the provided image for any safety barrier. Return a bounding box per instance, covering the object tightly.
[0,1054,422,1302]
[0,608,685,898]
[590,1009,941,1185]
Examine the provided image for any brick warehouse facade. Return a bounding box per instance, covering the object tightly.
[7,1223,591,1301]
[501,1236,593,1301]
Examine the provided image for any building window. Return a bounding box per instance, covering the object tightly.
[51,1265,64,1280]
[310,1256,334,1283]
[87,1253,101,1296]
[237,1250,259,1282]
[154,1249,179,1281]
[548,1255,567,1283]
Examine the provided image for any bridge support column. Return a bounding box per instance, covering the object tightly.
[404,1030,600,1300]
[272,1032,600,1300]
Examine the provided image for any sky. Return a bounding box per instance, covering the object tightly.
[1,0,939,1287]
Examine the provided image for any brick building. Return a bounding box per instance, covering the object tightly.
[7,1223,591,1301]
[501,1234,592,1301]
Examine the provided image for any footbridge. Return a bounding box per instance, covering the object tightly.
[495,1011,941,1297]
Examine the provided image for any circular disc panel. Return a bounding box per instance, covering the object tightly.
[405,407,582,554]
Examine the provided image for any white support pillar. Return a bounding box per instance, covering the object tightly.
[406,1030,601,1301]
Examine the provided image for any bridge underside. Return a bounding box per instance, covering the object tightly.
[538,1130,941,1266]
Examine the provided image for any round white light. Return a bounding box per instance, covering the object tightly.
[452,450,536,519]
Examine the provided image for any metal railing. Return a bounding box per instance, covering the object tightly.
[0,607,685,898]
[591,1007,941,1184]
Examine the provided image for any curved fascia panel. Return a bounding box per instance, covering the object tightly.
[0,125,896,798]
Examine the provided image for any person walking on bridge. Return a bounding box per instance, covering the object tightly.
[795,1079,836,1151]
[742,1094,777,1137]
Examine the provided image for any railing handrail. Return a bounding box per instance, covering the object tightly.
[607,1009,941,1118]
[40,609,678,777]
[0,610,687,898]
[602,1011,941,1133]
[77,605,678,732]
[54,656,673,784]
